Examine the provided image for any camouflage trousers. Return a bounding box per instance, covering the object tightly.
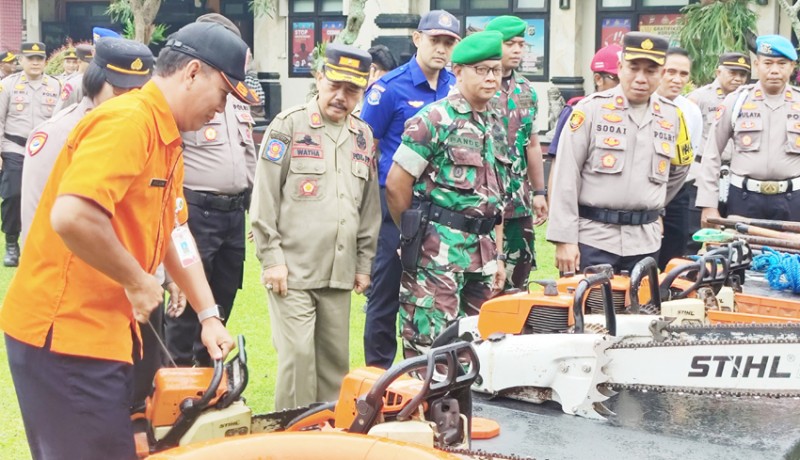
[398,266,493,358]
[503,215,536,291]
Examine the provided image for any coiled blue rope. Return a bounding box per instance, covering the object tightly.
[751,247,800,294]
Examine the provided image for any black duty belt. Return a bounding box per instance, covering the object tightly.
[428,203,499,235]
[4,134,27,147]
[578,205,661,226]
[184,188,246,212]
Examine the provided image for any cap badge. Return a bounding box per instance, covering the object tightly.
[601,153,617,168]
[236,81,248,97]
[641,39,654,51]
[31,44,40,51]
[131,58,143,71]
[339,56,360,68]
[439,14,453,27]
[759,43,772,55]
[738,57,746,64]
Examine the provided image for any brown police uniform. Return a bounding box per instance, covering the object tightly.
[20,97,95,248]
[165,95,257,366]
[696,82,800,220]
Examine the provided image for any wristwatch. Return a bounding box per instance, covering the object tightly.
[197,304,224,322]
[533,189,547,197]
[496,253,508,262]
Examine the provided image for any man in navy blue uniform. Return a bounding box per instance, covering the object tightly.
[360,9,459,369]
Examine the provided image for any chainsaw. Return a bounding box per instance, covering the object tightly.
[137,338,530,460]
[433,271,800,420]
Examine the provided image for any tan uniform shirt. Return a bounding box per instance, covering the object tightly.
[250,99,381,290]
[53,73,83,115]
[182,95,257,194]
[0,73,61,154]
[547,86,690,256]
[687,79,734,181]
[696,82,800,208]
[20,97,95,247]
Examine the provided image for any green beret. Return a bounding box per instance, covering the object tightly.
[452,30,503,65]
[484,15,526,41]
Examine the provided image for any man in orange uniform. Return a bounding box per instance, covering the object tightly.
[0,22,258,460]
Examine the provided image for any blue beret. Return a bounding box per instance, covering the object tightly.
[93,27,121,44]
[756,35,797,61]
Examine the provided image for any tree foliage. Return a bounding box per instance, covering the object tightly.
[106,0,166,44]
[677,0,758,86]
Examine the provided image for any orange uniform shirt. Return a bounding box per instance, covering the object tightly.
[1,81,189,363]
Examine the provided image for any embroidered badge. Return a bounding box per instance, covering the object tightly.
[601,153,617,168]
[661,142,671,154]
[204,127,217,141]
[299,179,318,196]
[741,121,756,130]
[742,135,752,146]
[262,132,291,162]
[366,89,381,105]
[602,103,618,111]
[715,105,725,121]
[658,120,674,130]
[742,103,757,110]
[292,133,324,159]
[310,112,323,127]
[653,102,661,114]
[14,84,24,90]
[787,91,794,101]
[15,103,23,111]
[27,132,47,156]
[754,89,763,99]
[603,137,620,147]
[615,96,624,108]
[658,159,668,174]
[356,130,367,150]
[603,114,622,123]
[569,110,586,131]
[408,100,424,108]
[795,137,800,148]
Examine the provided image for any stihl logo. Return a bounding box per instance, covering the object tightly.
[688,355,793,378]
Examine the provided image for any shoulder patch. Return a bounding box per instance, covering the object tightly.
[27,132,47,157]
[569,110,586,131]
[366,88,382,105]
[262,132,291,162]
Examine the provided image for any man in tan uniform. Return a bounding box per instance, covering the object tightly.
[58,47,79,80]
[165,13,258,367]
[698,35,800,222]
[547,32,692,274]
[0,42,61,266]
[251,44,380,409]
[687,52,750,222]
[54,44,95,114]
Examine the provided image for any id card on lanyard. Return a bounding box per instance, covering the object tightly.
[171,197,201,267]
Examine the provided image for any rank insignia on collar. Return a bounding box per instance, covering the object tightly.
[787,91,794,101]
[658,120,673,130]
[569,110,585,131]
[754,89,763,99]
[310,112,323,127]
[653,102,661,114]
[603,137,620,147]
[601,153,616,168]
[615,96,625,108]
[716,88,723,97]
[603,114,622,123]
[27,132,47,157]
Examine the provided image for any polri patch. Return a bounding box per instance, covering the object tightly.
[568,110,586,131]
[27,132,47,157]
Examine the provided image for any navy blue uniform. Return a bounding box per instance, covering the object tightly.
[360,56,455,369]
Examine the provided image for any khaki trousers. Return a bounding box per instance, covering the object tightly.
[267,287,351,410]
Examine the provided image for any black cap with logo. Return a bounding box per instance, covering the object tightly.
[76,44,94,63]
[622,32,668,66]
[718,52,751,72]
[164,22,259,105]
[21,42,46,57]
[91,37,154,89]
[323,44,372,88]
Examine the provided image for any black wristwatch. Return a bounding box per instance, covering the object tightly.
[533,189,547,197]
[496,253,508,261]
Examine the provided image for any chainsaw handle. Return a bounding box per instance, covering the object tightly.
[628,256,660,314]
[219,335,248,408]
[573,273,616,336]
[349,341,479,433]
[659,259,706,300]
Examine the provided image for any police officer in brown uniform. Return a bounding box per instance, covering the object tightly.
[165,13,259,367]
[698,35,800,222]
[0,51,16,79]
[54,44,95,114]
[547,32,691,274]
[687,52,750,218]
[251,44,380,409]
[0,42,61,266]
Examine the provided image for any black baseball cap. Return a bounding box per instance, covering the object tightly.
[164,22,259,105]
[418,10,461,40]
[76,44,94,63]
[91,37,154,89]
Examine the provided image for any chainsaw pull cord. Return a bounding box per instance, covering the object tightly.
[752,247,800,294]
[148,319,178,368]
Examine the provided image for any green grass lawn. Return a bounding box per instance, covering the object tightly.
[0,225,557,459]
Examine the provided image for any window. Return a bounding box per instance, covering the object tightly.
[288,0,345,77]
[596,0,696,49]
[430,0,550,81]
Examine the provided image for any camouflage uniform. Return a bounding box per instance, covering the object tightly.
[492,70,538,290]
[391,92,511,355]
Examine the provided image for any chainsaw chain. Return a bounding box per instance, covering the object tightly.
[604,383,800,399]
[610,321,800,349]
[610,335,800,349]
[438,446,537,460]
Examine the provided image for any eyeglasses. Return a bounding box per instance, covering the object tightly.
[464,64,503,77]
[601,73,619,82]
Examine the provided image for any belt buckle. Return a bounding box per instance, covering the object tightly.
[759,181,780,195]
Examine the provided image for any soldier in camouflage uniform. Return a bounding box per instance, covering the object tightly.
[485,16,548,291]
[386,31,511,356]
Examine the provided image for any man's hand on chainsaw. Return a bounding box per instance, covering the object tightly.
[492,261,506,292]
[165,282,187,318]
[262,264,289,297]
[555,243,580,275]
[126,272,165,323]
[200,317,235,361]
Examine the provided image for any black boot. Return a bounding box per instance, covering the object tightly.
[4,242,19,267]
